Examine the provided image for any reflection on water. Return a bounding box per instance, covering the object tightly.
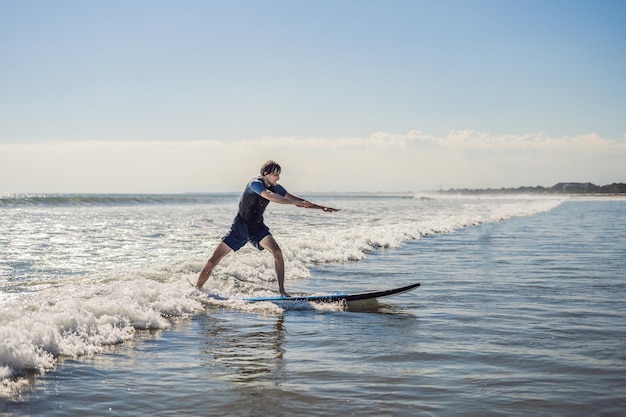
[200,313,286,384]
[346,299,414,315]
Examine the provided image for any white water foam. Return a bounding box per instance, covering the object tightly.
[0,279,202,394]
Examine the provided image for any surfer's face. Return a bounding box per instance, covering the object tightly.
[264,171,280,186]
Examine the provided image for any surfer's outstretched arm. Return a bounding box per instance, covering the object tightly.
[283,192,340,212]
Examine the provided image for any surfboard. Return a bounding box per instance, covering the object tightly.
[243,282,420,303]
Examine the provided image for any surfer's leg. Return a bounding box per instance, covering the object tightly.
[197,242,232,289]
[259,235,288,296]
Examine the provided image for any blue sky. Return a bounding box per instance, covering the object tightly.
[1,0,625,193]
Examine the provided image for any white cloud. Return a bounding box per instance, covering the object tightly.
[439,130,625,152]
[1,131,624,193]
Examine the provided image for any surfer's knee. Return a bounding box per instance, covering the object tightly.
[260,236,281,256]
[204,258,217,270]
[203,256,221,272]
[267,243,283,261]
[273,245,283,260]
[204,255,223,272]
[206,242,231,268]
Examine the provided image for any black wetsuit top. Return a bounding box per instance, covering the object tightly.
[237,176,287,225]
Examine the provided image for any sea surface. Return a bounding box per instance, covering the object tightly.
[1,193,624,416]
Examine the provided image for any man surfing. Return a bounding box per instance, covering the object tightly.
[195,160,339,296]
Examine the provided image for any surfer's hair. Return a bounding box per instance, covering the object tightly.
[260,160,281,176]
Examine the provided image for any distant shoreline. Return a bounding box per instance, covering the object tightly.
[437,182,626,195]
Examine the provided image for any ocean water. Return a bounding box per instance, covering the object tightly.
[1,193,624,416]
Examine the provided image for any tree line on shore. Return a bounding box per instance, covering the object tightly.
[439,182,626,195]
